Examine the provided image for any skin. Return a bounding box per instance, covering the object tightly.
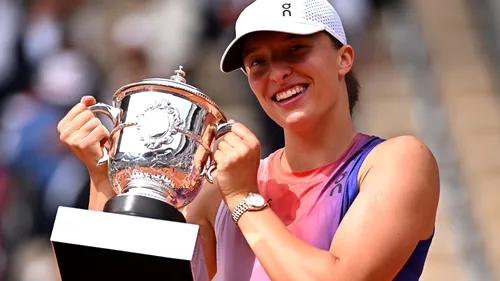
[57,31,440,281]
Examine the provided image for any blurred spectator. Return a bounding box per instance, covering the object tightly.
[0,41,99,240]
[0,0,25,109]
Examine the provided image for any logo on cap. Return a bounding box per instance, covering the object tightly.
[282,3,291,17]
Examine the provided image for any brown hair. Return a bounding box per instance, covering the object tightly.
[329,35,360,116]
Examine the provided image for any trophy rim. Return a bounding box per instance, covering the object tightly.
[111,78,228,122]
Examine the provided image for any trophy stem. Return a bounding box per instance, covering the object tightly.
[103,194,186,223]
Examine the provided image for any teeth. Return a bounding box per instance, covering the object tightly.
[275,86,306,102]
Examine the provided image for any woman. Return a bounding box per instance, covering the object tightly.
[57,0,440,280]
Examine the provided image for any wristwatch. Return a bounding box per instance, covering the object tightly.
[231,193,269,223]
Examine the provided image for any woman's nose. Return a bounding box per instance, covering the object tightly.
[269,62,292,83]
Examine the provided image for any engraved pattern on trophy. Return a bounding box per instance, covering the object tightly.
[109,96,219,208]
[136,98,184,150]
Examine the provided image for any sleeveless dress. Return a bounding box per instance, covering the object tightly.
[192,133,433,281]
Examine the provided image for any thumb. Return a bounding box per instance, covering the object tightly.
[81,95,97,106]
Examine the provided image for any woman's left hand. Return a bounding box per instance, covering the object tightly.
[213,121,261,211]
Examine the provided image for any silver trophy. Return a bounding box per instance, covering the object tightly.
[87,66,231,221]
[50,66,224,281]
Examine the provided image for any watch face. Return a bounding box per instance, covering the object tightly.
[247,193,265,207]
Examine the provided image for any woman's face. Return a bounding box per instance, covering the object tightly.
[242,31,354,131]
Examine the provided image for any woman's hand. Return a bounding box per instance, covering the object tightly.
[57,96,115,208]
[213,121,261,211]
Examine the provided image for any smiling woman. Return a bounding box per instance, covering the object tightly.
[273,85,306,102]
[56,0,440,280]
[194,0,438,280]
[243,32,360,115]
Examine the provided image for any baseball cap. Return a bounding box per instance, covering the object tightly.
[220,0,347,73]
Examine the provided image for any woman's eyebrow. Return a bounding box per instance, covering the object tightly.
[242,47,258,58]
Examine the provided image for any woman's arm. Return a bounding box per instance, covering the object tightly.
[227,135,440,281]
[88,176,115,211]
[182,181,222,281]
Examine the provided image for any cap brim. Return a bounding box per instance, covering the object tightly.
[220,22,325,73]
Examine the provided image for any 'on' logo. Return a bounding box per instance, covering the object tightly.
[282,3,291,17]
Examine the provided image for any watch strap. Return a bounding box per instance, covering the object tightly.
[231,193,268,223]
[231,200,250,223]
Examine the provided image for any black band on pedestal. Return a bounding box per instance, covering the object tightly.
[103,194,186,222]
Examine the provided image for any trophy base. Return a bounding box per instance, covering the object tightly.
[51,207,200,281]
[103,193,186,222]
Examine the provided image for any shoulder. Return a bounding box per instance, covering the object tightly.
[359,135,440,236]
[329,136,439,278]
[261,148,282,165]
[257,148,282,178]
[361,135,439,181]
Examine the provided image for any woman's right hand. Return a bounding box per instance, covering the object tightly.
[57,96,115,205]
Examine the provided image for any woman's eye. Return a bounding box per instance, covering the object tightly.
[251,59,264,67]
[290,45,306,52]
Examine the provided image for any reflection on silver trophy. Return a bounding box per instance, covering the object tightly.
[88,66,231,213]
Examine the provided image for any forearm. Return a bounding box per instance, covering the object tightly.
[88,176,115,211]
[235,206,338,281]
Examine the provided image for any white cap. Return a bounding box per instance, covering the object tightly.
[220,0,347,73]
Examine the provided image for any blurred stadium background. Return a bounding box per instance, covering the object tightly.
[0,0,498,280]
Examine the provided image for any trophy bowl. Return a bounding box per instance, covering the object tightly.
[88,66,231,221]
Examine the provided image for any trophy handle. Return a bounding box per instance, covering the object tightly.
[204,122,233,183]
[87,102,121,166]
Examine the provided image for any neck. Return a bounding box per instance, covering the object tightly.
[281,109,357,172]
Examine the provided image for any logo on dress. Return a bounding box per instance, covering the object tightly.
[329,171,347,196]
[282,3,291,17]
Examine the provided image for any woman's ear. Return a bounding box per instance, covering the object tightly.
[338,45,355,76]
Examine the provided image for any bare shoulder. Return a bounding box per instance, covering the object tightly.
[182,180,222,227]
[359,135,440,236]
[329,136,440,279]
[380,135,436,160]
[361,135,439,184]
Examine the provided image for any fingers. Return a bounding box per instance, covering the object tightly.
[214,121,260,155]
[219,132,247,152]
[57,103,88,133]
[65,125,109,161]
[213,149,225,168]
[59,110,95,141]
[57,97,113,169]
[82,124,110,150]
[57,96,96,133]
[79,117,107,140]
[214,134,242,169]
[216,139,235,155]
[60,115,109,150]
[214,129,257,167]
[227,122,259,148]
